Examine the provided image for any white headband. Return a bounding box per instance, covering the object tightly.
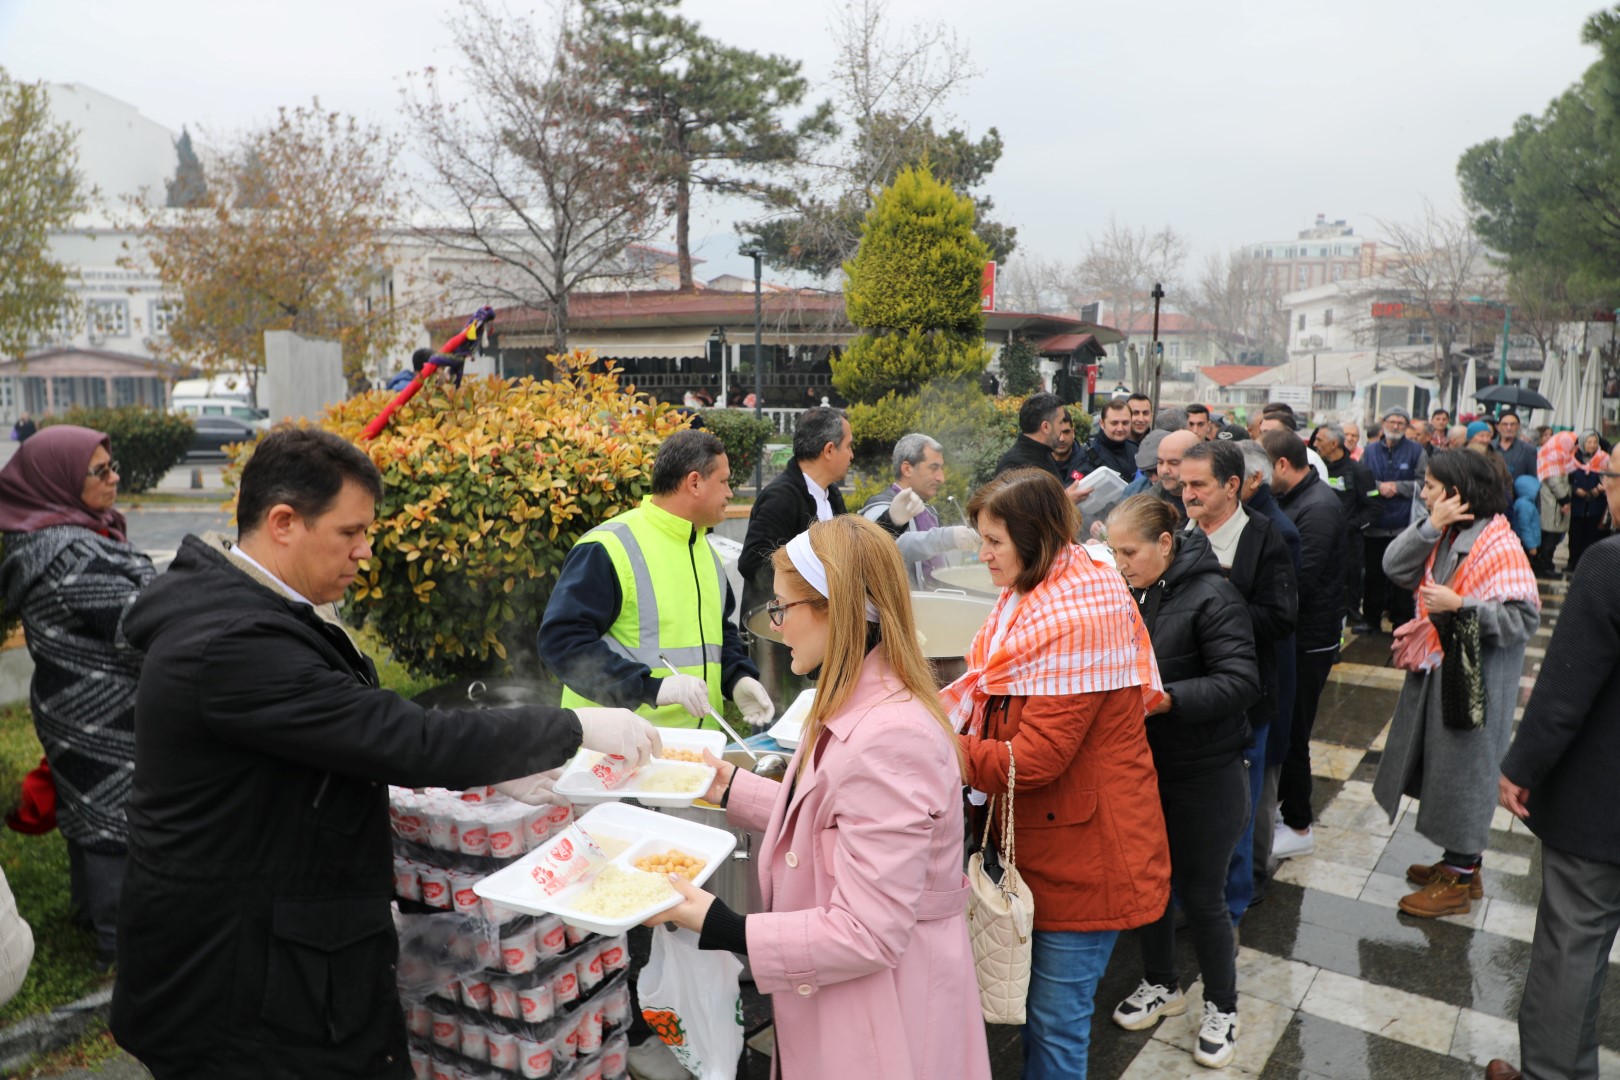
[786,530,880,623]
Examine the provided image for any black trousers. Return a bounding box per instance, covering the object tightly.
[1343,530,1365,626]
[1279,646,1339,830]
[1569,517,1606,574]
[1362,534,1415,630]
[1534,531,1564,575]
[1136,758,1249,1013]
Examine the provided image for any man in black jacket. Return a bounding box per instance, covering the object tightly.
[1078,398,1141,480]
[739,406,853,619]
[110,428,658,1080]
[1181,440,1298,918]
[1314,422,1378,632]
[1492,476,1620,1080]
[1265,429,1347,860]
[993,391,1071,483]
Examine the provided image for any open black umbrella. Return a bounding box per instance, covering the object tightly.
[1475,384,1554,411]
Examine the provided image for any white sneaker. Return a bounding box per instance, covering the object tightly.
[1272,823,1315,860]
[628,1036,692,1080]
[1193,1000,1240,1068]
[1112,979,1187,1030]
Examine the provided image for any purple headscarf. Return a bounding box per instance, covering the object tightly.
[0,425,128,542]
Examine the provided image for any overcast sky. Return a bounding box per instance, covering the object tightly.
[0,0,1606,286]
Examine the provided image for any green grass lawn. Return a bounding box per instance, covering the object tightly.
[0,704,108,1029]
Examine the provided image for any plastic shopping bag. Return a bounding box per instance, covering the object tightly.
[636,925,744,1080]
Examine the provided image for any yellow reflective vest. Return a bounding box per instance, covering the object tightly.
[558,498,726,728]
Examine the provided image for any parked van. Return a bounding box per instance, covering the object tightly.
[170,375,256,403]
[172,398,270,430]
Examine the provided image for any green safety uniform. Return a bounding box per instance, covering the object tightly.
[557,497,727,728]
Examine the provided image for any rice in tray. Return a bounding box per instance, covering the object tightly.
[636,765,706,794]
[572,865,676,918]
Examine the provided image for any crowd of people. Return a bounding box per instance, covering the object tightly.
[0,389,1615,1078]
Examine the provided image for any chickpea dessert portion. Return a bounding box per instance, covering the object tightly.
[633,848,708,878]
[656,748,705,763]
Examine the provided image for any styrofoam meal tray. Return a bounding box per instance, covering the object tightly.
[473,801,738,935]
[767,687,816,750]
[552,727,725,807]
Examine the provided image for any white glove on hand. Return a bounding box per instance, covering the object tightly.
[947,525,980,552]
[656,674,712,718]
[889,488,926,526]
[575,707,662,769]
[494,767,567,806]
[732,676,775,728]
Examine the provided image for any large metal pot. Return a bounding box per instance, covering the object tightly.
[744,590,994,705]
[927,563,999,599]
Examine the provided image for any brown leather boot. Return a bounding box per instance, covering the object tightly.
[1407,860,1483,899]
[1484,1060,1522,1080]
[1399,867,1473,917]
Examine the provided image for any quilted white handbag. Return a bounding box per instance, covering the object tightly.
[966,742,1034,1025]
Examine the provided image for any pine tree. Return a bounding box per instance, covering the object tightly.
[579,0,836,291]
[835,164,997,499]
[834,164,993,403]
[165,127,207,208]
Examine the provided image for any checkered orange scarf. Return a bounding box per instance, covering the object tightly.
[1407,514,1541,663]
[941,544,1164,730]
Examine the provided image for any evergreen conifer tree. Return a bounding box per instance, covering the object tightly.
[165,127,208,208]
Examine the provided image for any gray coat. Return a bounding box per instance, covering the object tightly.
[1372,517,1540,855]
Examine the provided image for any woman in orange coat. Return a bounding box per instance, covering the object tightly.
[944,468,1171,1080]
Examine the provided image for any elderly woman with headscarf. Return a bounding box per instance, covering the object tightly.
[1534,431,1577,577]
[0,425,154,969]
[1567,430,1613,574]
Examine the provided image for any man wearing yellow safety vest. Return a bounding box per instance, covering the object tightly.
[540,428,772,729]
[538,429,771,1080]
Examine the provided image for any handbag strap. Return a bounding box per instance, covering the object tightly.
[979,742,1018,892]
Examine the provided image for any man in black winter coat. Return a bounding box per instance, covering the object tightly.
[739,406,853,619]
[1265,430,1347,858]
[1314,422,1377,631]
[1492,472,1620,1080]
[1181,441,1298,918]
[110,428,659,1080]
[1077,398,1141,480]
[993,391,1073,484]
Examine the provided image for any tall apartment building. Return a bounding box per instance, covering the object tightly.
[1246,214,1380,295]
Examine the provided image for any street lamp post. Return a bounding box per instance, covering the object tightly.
[740,247,766,493]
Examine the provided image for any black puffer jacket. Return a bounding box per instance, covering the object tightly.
[1133,528,1261,779]
[1276,468,1347,650]
[111,535,584,1079]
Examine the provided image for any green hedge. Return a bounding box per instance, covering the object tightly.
[699,408,775,482]
[40,406,194,494]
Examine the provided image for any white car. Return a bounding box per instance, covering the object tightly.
[172,398,270,430]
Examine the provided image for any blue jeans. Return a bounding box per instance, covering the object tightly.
[1023,928,1120,1080]
[1224,723,1267,923]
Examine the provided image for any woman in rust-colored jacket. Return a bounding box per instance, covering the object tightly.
[945,469,1170,1080]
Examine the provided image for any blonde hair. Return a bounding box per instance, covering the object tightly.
[770,515,964,778]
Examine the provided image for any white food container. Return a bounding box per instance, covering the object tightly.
[767,688,816,750]
[552,728,725,808]
[473,802,739,935]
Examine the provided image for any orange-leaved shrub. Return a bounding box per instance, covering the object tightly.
[317,353,691,679]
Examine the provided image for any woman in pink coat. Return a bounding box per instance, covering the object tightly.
[655,515,991,1079]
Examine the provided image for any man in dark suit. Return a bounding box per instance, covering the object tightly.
[738,407,853,619]
[993,391,1071,483]
[1265,429,1347,859]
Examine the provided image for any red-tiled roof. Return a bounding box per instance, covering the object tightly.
[1121,312,1209,335]
[1035,333,1104,356]
[1198,365,1273,387]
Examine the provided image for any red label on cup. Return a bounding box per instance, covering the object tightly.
[541,924,566,952]
[489,828,517,856]
[599,944,624,969]
[420,879,446,903]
